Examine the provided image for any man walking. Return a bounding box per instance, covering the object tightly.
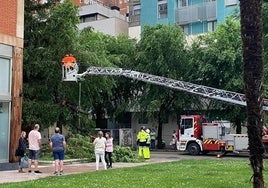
[50,127,66,175]
[28,124,42,174]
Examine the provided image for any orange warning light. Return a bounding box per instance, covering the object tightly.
[62,54,77,69]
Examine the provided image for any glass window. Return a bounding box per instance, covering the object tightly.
[182,118,193,129]
[0,57,11,94]
[179,0,187,7]
[158,0,168,19]
[138,113,148,124]
[133,4,141,16]
[207,20,217,32]
[181,24,189,35]
[0,102,10,162]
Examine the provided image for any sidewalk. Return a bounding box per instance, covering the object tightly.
[0,152,180,184]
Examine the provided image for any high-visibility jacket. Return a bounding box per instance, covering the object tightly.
[137,130,147,145]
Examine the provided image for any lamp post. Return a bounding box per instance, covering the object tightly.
[78,81,81,129]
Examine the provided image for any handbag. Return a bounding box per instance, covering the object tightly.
[15,149,20,156]
[20,155,29,168]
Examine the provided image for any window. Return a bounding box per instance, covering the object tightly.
[207,20,217,32]
[180,118,193,135]
[133,4,141,16]
[138,113,148,124]
[158,0,167,19]
[225,0,237,6]
[0,102,10,162]
[0,58,10,93]
[181,24,189,35]
[178,0,187,7]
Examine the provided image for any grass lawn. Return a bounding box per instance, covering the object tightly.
[1,159,268,188]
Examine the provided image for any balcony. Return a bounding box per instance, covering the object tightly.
[175,1,216,25]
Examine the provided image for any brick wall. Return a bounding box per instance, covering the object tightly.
[0,0,17,36]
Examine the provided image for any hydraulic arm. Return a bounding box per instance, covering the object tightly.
[61,57,268,111]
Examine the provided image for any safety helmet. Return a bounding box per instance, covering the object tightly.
[146,129,150,134]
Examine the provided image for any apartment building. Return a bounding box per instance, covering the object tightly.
[78,1,128,36]
[141,0,239,35]
[128,0,239,40]
[128,0,141,40]
[0,1,24,168]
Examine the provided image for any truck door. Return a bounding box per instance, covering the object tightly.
[180,118,194,140]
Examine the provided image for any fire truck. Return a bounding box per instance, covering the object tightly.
[177,115,268,156]
[61,55,268,156]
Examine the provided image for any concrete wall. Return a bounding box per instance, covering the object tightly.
[78,17,128,36]
[128,25,141,41]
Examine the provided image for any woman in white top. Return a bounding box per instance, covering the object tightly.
[93,131,107,171]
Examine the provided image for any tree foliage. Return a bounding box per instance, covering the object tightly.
[190,18,246,130]
[23,0,83,129]
[135,24,192,148]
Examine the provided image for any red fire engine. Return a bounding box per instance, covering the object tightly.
[177,115,268,156]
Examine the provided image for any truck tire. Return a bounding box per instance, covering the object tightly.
[187,142,200,155]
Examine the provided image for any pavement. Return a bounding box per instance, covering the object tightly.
[0,151,181,184]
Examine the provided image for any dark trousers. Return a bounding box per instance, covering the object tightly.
[105,151,112,166]
[151,139,156,149]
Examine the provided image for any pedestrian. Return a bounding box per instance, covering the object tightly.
[93,131,107,171]
[171,130,177,150]
[15,131,27,173]
[150,129,156,150]
[105,132,113,169]
[50,127,66,175]
[27,124,42,174]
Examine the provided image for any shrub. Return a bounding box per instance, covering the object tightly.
[41,134,142,163]
[113,145,144,163]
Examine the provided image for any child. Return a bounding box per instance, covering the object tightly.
[105,132,113,169]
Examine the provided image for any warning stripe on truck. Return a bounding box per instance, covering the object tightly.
[203,139,219,144]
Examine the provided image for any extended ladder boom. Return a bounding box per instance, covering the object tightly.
[62,65,268,111]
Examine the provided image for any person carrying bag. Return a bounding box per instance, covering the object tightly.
[15,131,27,173]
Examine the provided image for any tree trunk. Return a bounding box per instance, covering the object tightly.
[157,113,163,149]
[240,0,264,187]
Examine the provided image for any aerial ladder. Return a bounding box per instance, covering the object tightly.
[61,54,268,111]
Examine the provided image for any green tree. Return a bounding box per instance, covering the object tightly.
[23,0,85,130]
[190,18,246,131]
[240,0,264,187]
[136,24,191,148]
[76,28,138,129]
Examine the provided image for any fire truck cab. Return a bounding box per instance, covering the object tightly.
[177,115,251,156]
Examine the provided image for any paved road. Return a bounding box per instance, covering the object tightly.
[0,151,249,184]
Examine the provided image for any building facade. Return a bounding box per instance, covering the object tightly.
[128,0,141,40]
[0,0,24,167]
[78,1,129,36]
[129,0,239,39]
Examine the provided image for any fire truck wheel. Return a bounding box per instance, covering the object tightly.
[187,143,200,155]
